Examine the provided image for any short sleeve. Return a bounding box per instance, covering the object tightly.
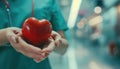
[50,0,68,31]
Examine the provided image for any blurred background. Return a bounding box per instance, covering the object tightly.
[49,0,120,69]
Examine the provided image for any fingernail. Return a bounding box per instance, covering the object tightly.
[33,59,40,63]
[33,59,45,63]
[42,53,47,57]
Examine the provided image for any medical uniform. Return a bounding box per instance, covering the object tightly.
[0,0,68,69]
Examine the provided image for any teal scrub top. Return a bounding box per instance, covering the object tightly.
[0,0,68,69]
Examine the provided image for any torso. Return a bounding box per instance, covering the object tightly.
[0,0,52,28]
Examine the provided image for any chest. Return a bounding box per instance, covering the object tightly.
[0,0,52,28]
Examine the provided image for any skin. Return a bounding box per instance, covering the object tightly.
[117,5,120,14]
[0,27,68,63]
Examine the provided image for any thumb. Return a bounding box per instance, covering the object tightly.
[54,34,61,46]
[51,31,61,46]
[7,31,18,43]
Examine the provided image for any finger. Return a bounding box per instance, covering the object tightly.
[20,51,44,60]
[13,28,21,34]
[18,37,44,55]
[33,52,50,63]
[8,35,18,43]
[51,31,61,46]
[33,53,48,63]
[7,31,45,59]
[8,27,21,34]
[17,31,22,36]
[30,53,45,59]
[8,36,22,53]
[9,36,45,58]
[52,31,61,38]
[10,27,21,31]
[44,52,49,57]
[54,34,61,42]
[33,58,45,63]
[7,29,19,43]
[42,38,55,53]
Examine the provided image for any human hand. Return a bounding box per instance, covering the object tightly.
[43,31,61,52]
[5,27,21,43]
[6,29,61,63]
[6,27,46,63]
[33,31,61,62]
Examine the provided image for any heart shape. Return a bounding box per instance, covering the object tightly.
[22,17,52,47]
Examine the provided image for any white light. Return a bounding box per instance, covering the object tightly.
[67,0,82,29]
[25,19,28,22]
[39,19,46,22]
[77,18,87,29]
[77,22,84,29]
[89,61,101,69]
[94,6,102,14]
[26,26,30,31]
[67,48,78,69]
[32,17,36,20]
[89,15,103,26]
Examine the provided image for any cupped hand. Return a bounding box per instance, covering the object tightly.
[6,28,62,63]
[6,27,46,62]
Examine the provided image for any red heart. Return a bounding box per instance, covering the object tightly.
[22,17,52,47]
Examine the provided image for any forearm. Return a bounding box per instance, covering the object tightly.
[0,29,8,46]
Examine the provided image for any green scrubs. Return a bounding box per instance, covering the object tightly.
[0,0,68,69]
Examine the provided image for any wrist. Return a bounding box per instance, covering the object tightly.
[0,28,10,45]
[5,28,10,42]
